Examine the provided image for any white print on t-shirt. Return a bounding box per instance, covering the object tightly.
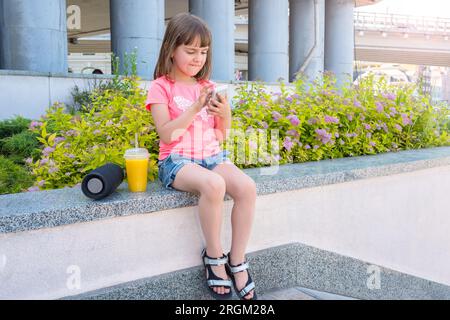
[173,95,212,122]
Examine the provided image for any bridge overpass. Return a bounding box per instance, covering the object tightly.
[354,12,450,67]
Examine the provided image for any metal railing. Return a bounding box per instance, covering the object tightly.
[355,11,450,35]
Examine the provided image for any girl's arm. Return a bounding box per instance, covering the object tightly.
[214,114,232,143]
[150,86,213,144]
[151,104,198,144]
[210,93,232,143]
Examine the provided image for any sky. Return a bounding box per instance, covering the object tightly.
[355,0,450,18]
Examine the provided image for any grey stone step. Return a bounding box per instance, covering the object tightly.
[64,243,450,300]
[259,286,357,300]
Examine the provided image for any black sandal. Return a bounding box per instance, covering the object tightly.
[225,253,258,300]
[201,249,233,300]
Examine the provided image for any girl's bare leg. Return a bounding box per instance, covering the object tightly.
[212,162,257,299]
[171,163,230,295]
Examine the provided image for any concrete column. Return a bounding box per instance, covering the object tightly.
[289,0,325,83]
[324,0,354,88]
[110,0,164,78]
[189,0,235,82]
[0,0,68,73]
[249,0,289,82]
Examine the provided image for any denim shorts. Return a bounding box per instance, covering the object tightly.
[157,150,232,191]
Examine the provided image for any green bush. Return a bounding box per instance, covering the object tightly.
[18,71,450,193]
[229,72,450,168]
[68,78,138,115]
[0,116,31,139]
[27,76,159,191]
[0,130,40,164]
[68,50,139,115]
[0,155,34,194]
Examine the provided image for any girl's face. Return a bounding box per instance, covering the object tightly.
[171,37,209,79]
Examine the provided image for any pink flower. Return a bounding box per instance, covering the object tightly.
[315,128,333,144]
[53,137,66,145]
[286,129,300,137]
[283,137,294,151]
[42,147,55,157]
[259,121,269,129]
[287,115,300,126]
[390,107,398,115]
[307,117,318,125]
[48,167,59,174]
[375,102,384,113]
[29,121,43,130]
[383,93,396,101]
[66,130,79,137]
[401,113,413,125]
[272,111,282,122]
[324,115,339,124]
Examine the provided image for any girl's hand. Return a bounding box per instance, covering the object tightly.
[192,85,214,113]
[207,93,231,119]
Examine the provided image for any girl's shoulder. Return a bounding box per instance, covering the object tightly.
[154,75,172,85]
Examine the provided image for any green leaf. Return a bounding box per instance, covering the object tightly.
[37,137,47,145]
[47,133,57,147]
[41,126,47,139]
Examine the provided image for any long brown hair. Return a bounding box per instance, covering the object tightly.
[153,13,212,81]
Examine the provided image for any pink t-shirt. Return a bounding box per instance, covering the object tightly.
[145,75,222,161]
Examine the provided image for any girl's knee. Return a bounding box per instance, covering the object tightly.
[235,177,257,201]
[245,178,257,198]
[201,175,226,198]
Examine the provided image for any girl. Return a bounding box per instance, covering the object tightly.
[145,13,257,300]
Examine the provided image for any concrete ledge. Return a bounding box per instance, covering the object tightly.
[1,146,450,234]
[1,146,450,299]
[64,243,450,300]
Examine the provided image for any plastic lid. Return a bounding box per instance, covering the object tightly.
[124,148,149,159]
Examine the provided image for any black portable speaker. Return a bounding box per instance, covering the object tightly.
[81,163,124,200]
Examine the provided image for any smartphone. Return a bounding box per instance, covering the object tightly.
[211,89,227,105]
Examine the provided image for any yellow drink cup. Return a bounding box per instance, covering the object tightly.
[124,148,149,192]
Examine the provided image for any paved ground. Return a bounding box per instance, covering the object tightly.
[259,287,357,300]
